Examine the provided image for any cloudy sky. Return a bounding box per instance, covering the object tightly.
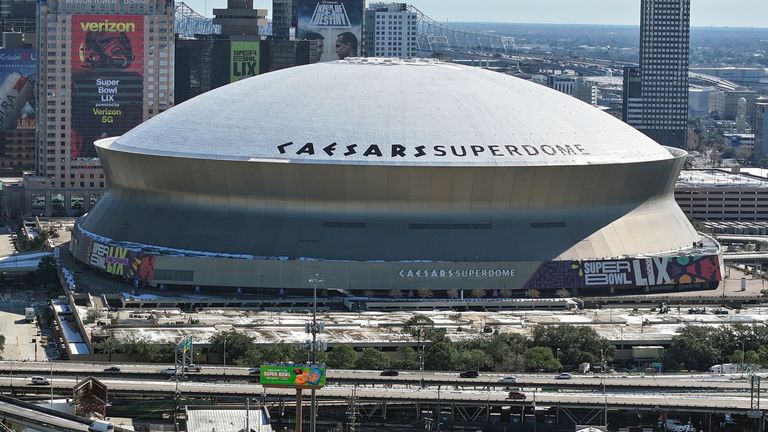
[188,0,767,27]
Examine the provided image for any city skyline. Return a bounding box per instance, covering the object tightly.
[188,0,768,28]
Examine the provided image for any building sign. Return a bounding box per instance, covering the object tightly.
[297,0,363,62]
[0,49,35,132]
[230,41,260,83]
[260,365,326,389]
[276,142,590,159]
[71,15,144,159]
[399,268,516,279]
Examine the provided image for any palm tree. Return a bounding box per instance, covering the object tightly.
[96,337,122,362]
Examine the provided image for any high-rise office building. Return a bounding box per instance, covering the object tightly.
[363,2,417,58]
[272,0,297,40]
[624,0,690,149]
[25,0,174,217]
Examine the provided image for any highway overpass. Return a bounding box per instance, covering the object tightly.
[0,361,759,392]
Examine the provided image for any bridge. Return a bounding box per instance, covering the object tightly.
[172,2,516,58]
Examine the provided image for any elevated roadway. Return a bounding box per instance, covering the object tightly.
[2,376,760,414]
[0,361,758,392]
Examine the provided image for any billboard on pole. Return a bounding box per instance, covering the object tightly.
[297,0,363,62]
[260,364,326,389]
[71,15,145,159]
[230,41,260,83]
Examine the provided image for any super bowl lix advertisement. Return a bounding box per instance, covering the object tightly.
[71,15,145,159]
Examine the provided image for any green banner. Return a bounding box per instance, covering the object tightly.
[230,41,260,83]
[260,364,326,388]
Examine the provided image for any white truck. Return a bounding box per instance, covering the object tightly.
[708,363,739,373]
[24,307,35,323]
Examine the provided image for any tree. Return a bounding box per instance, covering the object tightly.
[327,345,358,369]
[259,343,301,364]
[455,349,494,371]
[425,342,456,371]
[392,346,419,370]
[470,288,486,298]
[523,347,561,372]
[0,334,6,357]
[95,337,121,362]
[417,289,434,299]
[35,256,59,288]
[531,325,614,366]
[664,326,720,371]
[524,289,541,299]
[209,330,255,365]
[556,289,571,298]
[355,348,390,370]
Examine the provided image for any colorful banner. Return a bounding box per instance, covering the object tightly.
[297,0,363,62]
[260,365,326,389]
[71,15,144,159]
[524,255,722,290]
[230,41,260,83]
[0,49,35,132]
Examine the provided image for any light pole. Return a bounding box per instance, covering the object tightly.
[308,273,323,432]
[740,340,746,377]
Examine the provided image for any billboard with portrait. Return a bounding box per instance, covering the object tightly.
[0,48,35,132]
[297,0,363,62]
[71,15,144,159]
[230,41,260,83]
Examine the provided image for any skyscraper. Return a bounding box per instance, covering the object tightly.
[272,0,297,40]
[624,0,690,149]
[25,0,174,217]
[363,3,417,58]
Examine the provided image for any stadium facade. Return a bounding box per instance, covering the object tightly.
[70,59,723,296]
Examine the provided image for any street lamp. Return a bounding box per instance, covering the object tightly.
[307,273,324,432]
[739,340,746,377]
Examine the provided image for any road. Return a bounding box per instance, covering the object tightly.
[0,361,757,392]
[3,375,758,413]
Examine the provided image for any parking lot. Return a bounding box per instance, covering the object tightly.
[0,305,48,362]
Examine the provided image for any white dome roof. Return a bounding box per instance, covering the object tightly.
[100,58,675,167]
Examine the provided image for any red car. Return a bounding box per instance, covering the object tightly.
[508,391,526,400]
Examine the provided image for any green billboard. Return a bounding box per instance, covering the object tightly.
[260,365,326,389]
[230,41,259,83]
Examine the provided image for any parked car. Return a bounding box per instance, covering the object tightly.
[380,370,399,377]
[555,372,572,380]
[103,366,121,372]
[459,370,479,378]
[30,376,50,385]
[507,391,526,400]
[498,376,517,384]
[248,367,261,375]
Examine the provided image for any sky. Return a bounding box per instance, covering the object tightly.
[187,0,768,27]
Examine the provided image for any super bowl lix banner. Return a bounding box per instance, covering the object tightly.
[71,15,144,159]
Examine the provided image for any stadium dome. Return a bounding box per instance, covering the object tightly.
[71,59,722,295]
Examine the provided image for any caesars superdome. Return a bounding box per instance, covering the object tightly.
[70,59,722,296]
